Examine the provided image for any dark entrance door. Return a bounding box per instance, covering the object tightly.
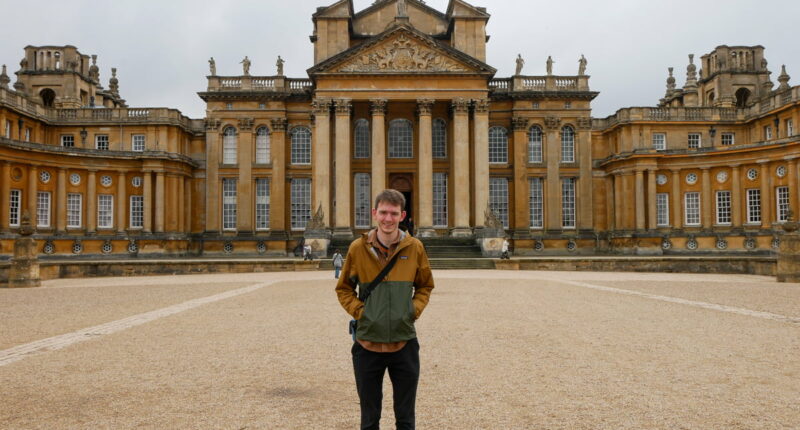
[389,174,413,232]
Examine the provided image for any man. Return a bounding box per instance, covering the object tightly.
[332,249,344,279]
[336,189,434,430]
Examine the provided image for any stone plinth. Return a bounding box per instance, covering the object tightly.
[7,223,40,288]
[478,236,504,258]
[777,231,800,283]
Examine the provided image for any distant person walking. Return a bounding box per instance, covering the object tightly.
[332,249,344,279]
[501,237,510,259]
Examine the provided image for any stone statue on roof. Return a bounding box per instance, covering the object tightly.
[209,57,216,76]
[276,56,284,76]
[578,54,587,76]
[241,56,251,76]
[397,0,407,17]
[515,54,524,75]
[546,56,554,75]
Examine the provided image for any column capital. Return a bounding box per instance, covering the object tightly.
[544,116,562,130]
[334,99,352,115]
[473,98,490,113]
[270,117,288,131]
[416,98,434,116]
[511,116,529,131]
[238,117,254,131]
[370,99,387,115]
[311,98,333,114]
[451,98,470,113]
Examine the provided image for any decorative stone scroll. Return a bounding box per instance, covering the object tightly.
[473,98,490,113]
[370,99,387,115]
[311,98,333,115]
[336,34,470,73]
[270,117,288,131]
[204,118,221,131]
[451,98,470,113]
[544,116,561,130]
[416,99,434,115]
[335,99,352,115]
[511,116,529,131]
[238,117,254,131]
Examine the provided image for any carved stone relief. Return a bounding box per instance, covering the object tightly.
[336,34,470,73]
[544,116,561,130]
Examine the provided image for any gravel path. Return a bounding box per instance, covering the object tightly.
[1,270,798,429]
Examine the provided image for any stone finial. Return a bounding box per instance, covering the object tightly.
[684,54,697,88]
[19,57,28,71]
[0,65,9,89]
[665,67,676,96]
[778,65,791,91]
[89,54,99,83]
[109,68,119,96]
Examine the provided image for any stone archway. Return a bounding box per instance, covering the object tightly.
[39,88,55,108]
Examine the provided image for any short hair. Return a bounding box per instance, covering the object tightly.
[374,189,406,210]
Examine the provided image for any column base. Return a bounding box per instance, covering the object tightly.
[449,227,473,238]
[331,228,354,240]
[416,227,437,238]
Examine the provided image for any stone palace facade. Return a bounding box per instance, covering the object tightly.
[0,0,798,257]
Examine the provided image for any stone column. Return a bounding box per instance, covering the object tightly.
[1,162,10,231]
[416,99,435,236]
[635,168,645,230]
[731,165,742,227]
[117,171,126,232]
[269,118,287,234]
[789,159,799,220]
[204,122,221,233]
[184,176,192,233]
[473,99,490,229]
[647,169,658,229]
[545,118,561,230]
[451,98,471,236]
[614,172,623,230]
[701,167,712,228]
[511,116,529,232]
[86,170,96,233]
[56,168,66,232]
[605,175,615,231]
[155,171,165,233]
[671,169,682,229]
[760,162,771,228]
[577,121,594,230]
[143,171,153,233]
[312,99,332,227]
[28,165,38,223]
[237,119,254,233]
[170,174,179,232]
[334,99,352,237]
[370,99,387,206]
[178,176,185,233]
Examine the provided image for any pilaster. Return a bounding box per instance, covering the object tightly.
[269,118,288,234]
[143,171,153,233]
[545,117,561,230]
[450,98,471,236]
[701,167,712,228]
[511,115,529,231]
[28,165,38,223]
[334,98,352,237]
[647,169,657,229]
[635,169,645,230]
[789,159,799,222]
[204,121,221,233]
[238,117,254,233]
[87,170,96,233]
[56,168,66,232]
[577,117,593,230]
[670,169,682,229]
[416,99,435,237]
[370,99,387,208]
[312,98,332,228]
[155,171,165,233]
[1,162,10,231]
[117,171,126,233]
[473,99,490,229]
[731,165,742,227]
[760,162,771,228]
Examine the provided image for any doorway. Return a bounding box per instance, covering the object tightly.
[389,173,413,231]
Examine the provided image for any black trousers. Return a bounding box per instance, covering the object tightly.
[351,338,420,430]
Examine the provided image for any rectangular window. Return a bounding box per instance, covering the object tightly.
[354,173,371,228]
[764,125,772,140]
[24,128,31,142]
[787,119,794,137]
[222,178,237,231]
[747,189,761,224]
[684,192,700,226]
[562,178,576,228]
[67,193,82,228]
[721,133,735,146]
[529,177,544,229]
[37,191,51,228]
[715,191,731,225]
[489,177,509,229]
[652,133,666,151]
[132,134,145,152]
[9,189,21,226]
[291,178,311,230]
[130,195,144,229]
[223,133,237,165]
[95,134,109,150]
[656,193,669,227]
[255,178,270,230]
[97,195,113,229]
[433,173,448,228]
[688,133,701,149]
[4,120,10,139]
[777,186,790,222]
[61,135,74,147]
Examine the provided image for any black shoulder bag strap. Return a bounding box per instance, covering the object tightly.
[359,251,403,302]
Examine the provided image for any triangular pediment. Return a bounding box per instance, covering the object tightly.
[308,25,495,75]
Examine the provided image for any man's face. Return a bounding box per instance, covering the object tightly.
[372,201,406,237]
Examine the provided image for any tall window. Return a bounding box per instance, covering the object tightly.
[433,173,448,227]
[291,178,311,229]
[223,127,237,165]
[290,127,312,165]
[746,189,761,224]
[222,178,237,230]
[354,119,370,159]
[255,178,270,230]
[764,125,772,140]
[388,119,413,158]
[67,193,82,228]
[37,191,51,228]
[130,195,144,228]
[562,178,576,228]
[656,193,669,227]
[528,126,543,163]
[787,119,794,137]
[688,133,701,149]
[489,177,509,229]
[354,173,371,228]
[777,186,790,222]
[255,126,271,164]
[4,120,10,139]
[529,177,543,229]
[24,128,31,142]
[721,133,735,146]
[432,119,447,158]
[98,195,113,229]
[488,126,508,163]
[561,126,575,163]
[652,133,666,151]
[95,134,109,150]
[684,192,700,226]
[9,190,21,226]
[716,191,731,225]
[132,134,145,152]
[61,135,75,147]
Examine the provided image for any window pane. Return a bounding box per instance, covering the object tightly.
[132,134,145,152]
[652,133,666,150]
[291,178,311,229]
[529,177,543,228]
[223,127,237,164]
[354,173,371,228]
[716,191,731,224]
[95,135,109,150]
[130,195,144,228]
[256,178,270,230]
[67,193,82,228]
[9,190,21,226]
[562,178,576,228]
[98,195,114,228]
[528,127,542,163]
[291,127,312,164]
[37,191,51,228]
[561,126,575,163]
[656,193,669,226]
[432,119,447,158]
[433,173,448,227]
[388,119,413,158]
[747,189,761,224]
[488,126,508,163]
[489,177,509,229]
[256,127,270,164]
[777,186,790,222]
[222,178,237,230]
[354,120,371,159]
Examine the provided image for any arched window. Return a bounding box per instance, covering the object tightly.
[432,118,447,158]
[255,126,270,164]
[561,126,575,163]
[488,126,508,163]
[354,119,370,159]
[528,126,543,163]
[388,119,413,158]
[735,88,751,108]
[222,126,237,165]
[40,89,56,108]
[291,126,312,165]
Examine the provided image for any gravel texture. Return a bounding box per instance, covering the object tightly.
[1,270,798,429]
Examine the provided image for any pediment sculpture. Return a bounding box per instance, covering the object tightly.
[336,34,470,73]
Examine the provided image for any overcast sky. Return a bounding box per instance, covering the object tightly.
[1,0,797,119]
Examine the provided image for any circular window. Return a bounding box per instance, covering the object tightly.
[72,241,83,254]
[567,240,577,252]
[656,174,668,186]
[102,241,113,254]
[744,237,757,250]
[533,240,544,252]
[686,239,698,250]
[70,173,81,185]
[661,239,672,250]
[685,173,698,185]
[716,239,728,250]
[772,238,781,249]
[127,240,138,253]
[131,177,142,187]
[11,167,23,181]
[716,171,728,183]
[747,168,758,181]
[43,241,55,255]
[101,175,113,187]
[39,170,51,184]
[224,242,234,254]
[257,242,267,254]
[776,166,787,178]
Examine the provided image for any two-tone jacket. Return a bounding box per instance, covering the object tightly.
[335,230,434,345]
